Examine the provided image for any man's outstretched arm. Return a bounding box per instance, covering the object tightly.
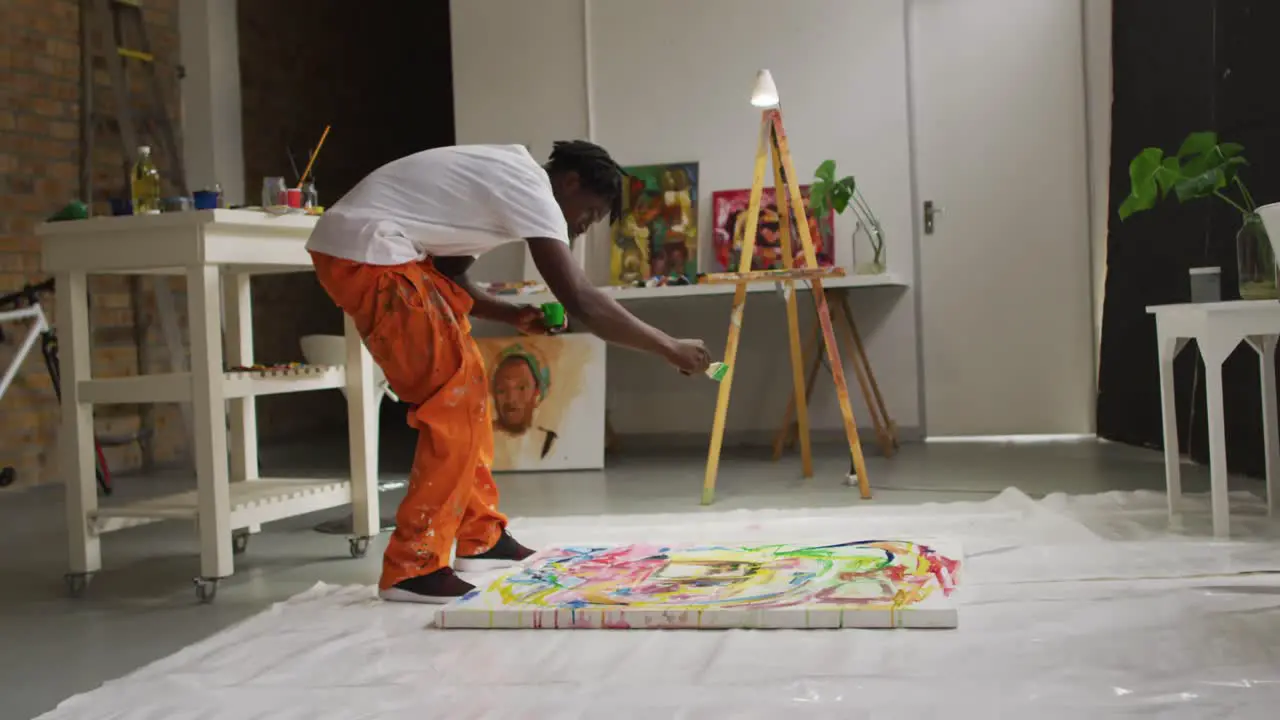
[526,237,711,373]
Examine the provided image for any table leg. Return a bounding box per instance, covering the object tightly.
[1252,335,1279,516]
[57,271,100,577]
[1201,339,1232,539]
[345,315,379,539]
[223,272,258,484]
[188,265,234,579]
[1157,335,1186,520]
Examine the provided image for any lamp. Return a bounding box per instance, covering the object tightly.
[750,69,780,108]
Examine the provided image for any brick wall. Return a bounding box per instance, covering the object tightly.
[1,0,186,489]
[0,0,456,489]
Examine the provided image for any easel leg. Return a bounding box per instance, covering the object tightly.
[841,292,898,450]
[832,292,893,458]
[703,285,750,505]
[704,113,772,505]
[771,147,812,478]
[813,282,872,498]
[773,318,822,459]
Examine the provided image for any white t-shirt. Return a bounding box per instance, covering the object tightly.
[305,144,570,265]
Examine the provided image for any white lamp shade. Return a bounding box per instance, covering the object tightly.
[751,69,779,108]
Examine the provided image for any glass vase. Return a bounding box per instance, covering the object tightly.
[854,222,887,275]
[1237,214,1278,300]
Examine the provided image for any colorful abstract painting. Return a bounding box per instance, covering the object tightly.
[711,186,836,272]
[610,162,699,285]
[437,539,962,630]
[474,334,606,472]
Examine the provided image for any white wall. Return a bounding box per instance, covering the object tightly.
[1083,0,1113,377]
[179,0,244,204]
[452,0,920,441]
[450,0,588,284]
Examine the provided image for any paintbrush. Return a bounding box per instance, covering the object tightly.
[706,362,729,382]
[296,125,331,189]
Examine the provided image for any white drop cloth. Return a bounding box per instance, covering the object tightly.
[37,489,1280,719]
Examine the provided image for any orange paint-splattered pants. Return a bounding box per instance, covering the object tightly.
[311,251,507,589]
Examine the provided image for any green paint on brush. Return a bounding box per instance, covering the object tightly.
[706,362,729,382]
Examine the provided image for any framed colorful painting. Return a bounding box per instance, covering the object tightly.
[437,538,964,630]
[475,334,605,472]
[711,186,836,272]
[610,162,699,285]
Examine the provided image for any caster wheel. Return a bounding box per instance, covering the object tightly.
[348,536,371,559]
[232,530,250,555]
[64,572,93,598]
[194,577,219,604]
[0,466,15,488]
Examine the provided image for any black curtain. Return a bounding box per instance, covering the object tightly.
[1098,0,1280,476]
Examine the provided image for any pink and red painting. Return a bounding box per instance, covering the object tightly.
[711,186,836,272]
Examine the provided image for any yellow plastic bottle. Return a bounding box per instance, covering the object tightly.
[131,145,161,215]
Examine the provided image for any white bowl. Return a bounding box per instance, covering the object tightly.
[299,334,393,401]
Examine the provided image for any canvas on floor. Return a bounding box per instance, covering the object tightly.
[711,185,836,272]
[610,162,699,284]
[474,334,606,472]
[437,539,962,630]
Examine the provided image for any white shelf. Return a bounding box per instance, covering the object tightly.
[78,373,193,405]
[76,365,345,405]
[500,272,907,306]
[223,364,345,398]
[92,478,352,535]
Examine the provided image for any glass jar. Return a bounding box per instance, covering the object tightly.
[1236,213,1277,300]
[261,176,287,209]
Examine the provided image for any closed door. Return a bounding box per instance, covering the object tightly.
[911,0,1096,437]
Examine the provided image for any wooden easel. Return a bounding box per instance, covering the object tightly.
[700,108,872,505]
[773,289,900,461]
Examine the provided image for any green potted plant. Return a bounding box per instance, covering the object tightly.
[809,160,886,274]
[1118,131,1275,300]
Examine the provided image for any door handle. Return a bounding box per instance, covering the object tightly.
[924,201,944,235]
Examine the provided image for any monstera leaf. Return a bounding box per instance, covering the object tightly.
[810,159,856,218]
[1119,131,1254,221]
[1118,149,1181,220]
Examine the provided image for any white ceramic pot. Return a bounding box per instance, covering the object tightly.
[1260,202,1280,263]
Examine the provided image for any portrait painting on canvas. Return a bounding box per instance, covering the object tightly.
[476,334,606,472]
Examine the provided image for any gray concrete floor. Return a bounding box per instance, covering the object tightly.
[0,435,1248,720]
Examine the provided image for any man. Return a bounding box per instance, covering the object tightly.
[489,344,558,464]
[306,141,712,604]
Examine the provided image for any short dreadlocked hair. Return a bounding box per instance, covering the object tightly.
[545,140,627,222]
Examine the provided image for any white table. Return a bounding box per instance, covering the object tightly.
[508,272,908,305]
[38,210,380,602]
[1148,300,1280,537]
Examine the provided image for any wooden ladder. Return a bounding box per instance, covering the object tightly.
[79,0,192,468]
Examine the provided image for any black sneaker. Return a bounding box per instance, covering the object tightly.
[378,567,475,605]
[455,531,535,572]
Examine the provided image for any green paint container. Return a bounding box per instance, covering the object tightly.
[541,302,566,330]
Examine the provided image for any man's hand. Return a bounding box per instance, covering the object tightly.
[508,305,553,335]
[664,338,712,375]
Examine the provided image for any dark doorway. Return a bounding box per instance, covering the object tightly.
[1098,0,1280,477]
